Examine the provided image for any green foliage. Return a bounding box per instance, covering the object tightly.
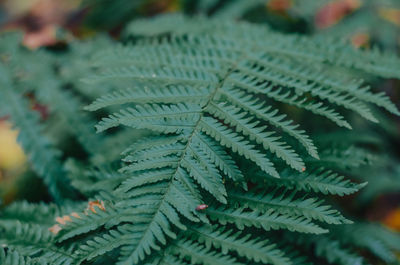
[0,39,70,201]
[0,12,400,265]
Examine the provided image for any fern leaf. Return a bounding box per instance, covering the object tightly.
[199,116,280,178]
[191,132,246,187]
[0,249,45,265]
[207,102,305,171]
[186,224,292,265]
[232,66,378,122]
[183,147,227,203]
[57,204,130,242]
[83,65,218,86]
[334,223,400,263]
[0,201,60,226]
[246,53,400,116]
[219,86,321,156]
[262,168,366,196]
[85,85,209,111]
[207,206,328,234]
[76,225,133,262]
[96,103,201,133]
[85,15,400,264]
[229,188,351,224]
[0,222,77,265]
[169,238,243,265]
[116,201,186,265]
[147,253,189,265]
[286,234,366,265]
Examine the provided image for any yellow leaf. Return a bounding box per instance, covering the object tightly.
[0,121,26,170]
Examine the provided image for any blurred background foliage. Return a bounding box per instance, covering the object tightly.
[0,0,399,248]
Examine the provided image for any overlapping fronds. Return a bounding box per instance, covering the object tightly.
[73,14,400,264]
[1,12,400,265]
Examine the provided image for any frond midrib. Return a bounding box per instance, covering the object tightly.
[120,57,238,263]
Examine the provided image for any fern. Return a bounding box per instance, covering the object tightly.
[185,224,291,264]
[75,14,400,264]
[0,249,45,265]
[1,11,400,265]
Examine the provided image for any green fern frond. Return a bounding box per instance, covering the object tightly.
[309,146,376,170]
[333,223,400,264]
[85,85,209,111]
[185,224,292,265]
[0,222,77,265]
[2,10,400,265]
[0,249,45,265]
[83,14,400,263]
[261,168,367,196]
[208,101,305,171]
[75,225,133,263]
[167,238,243,265]
[199,116,279,177]
[96,103,202,133]
[57,203,131,242]
[191,132,246,187]
[126,14,400,79]
[285,234,366,265]
[218,86,322,155]
[206,206,328,234]
[229,187,351,224]
[0,201,59,226]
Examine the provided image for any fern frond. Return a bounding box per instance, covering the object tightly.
[230,69,378,124]
[81,167,202,264]
[229,187,351,224]
[219,86,322,156]
[85,14,400,264]
[0,249,45,265]
[309,146,376,170]
[199,116,279,178]
[168,238,243,265]
[127,14,400,79]
[245,53,400,116]
[148,253,189,265]
[185,224,292,265]
[85,85,209,111]
[75,225,133,263]
[122,134,186,156]
[114,200,186,265]
[57,203,130,242]
[206,206,328,234]
[333,223,400,264]
[84,65,219,87]
[0,201,59,226]
[0,222,77,265]
[182,150,227,203]
[207,102,305,171]
[262,168,366,196]
[96,103,201,133]
[191,132,246,186]
[285,234,366,265]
